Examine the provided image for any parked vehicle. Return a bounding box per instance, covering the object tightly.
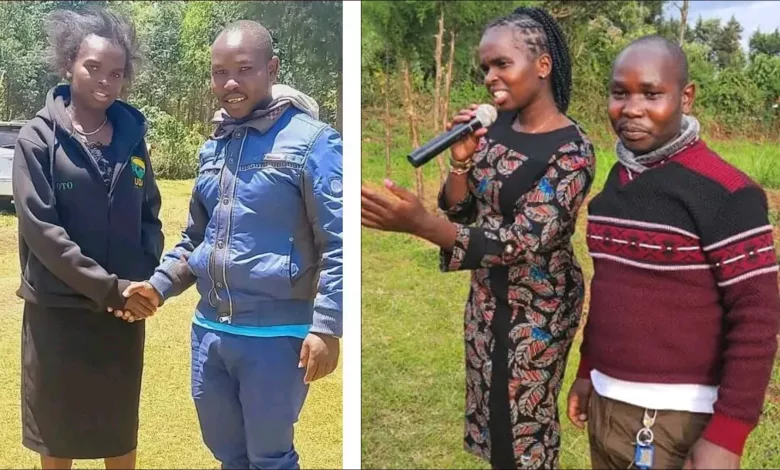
[0,121,26,203]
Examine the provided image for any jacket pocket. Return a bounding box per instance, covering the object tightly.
[187,244,213,294]
[25,255,79,298]
[288,236,299,284]
[236,153,304,172]
[259,153,305,170]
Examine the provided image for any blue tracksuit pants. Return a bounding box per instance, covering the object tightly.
[191,324,309,469]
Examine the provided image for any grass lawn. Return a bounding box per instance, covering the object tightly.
[360,112,780,469]
[0,180,342,469]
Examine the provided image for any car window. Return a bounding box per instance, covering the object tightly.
[0,129,20,148]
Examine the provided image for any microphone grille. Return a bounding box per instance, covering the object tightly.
[475,104,498,127]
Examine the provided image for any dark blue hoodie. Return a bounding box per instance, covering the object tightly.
[12,84,164,312]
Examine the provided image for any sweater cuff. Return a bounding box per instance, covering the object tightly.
[104,279,130,311]
[701,413,753,456]
[148,271,173,304]
[310,305,342,338]
[576,355,591,379]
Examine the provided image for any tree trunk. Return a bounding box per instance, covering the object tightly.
[441,30,456,132]
[402,59,424,201]
[678,0,689,46]
[432,5,446,183]
[1,72,8,119]
[335,43,344,133]
[383,69,392,179]
[336,72,343,134]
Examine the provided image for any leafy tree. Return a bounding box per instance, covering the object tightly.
[750,29,780,57]
[362,0,778,150]
[713,16,745,69]
[0,1,341,179]
[747,53,780,105]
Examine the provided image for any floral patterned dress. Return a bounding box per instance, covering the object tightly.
[85,140,117,190]
[438,114,596,469]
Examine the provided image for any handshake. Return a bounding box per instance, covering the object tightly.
[108,282,161,322]
[108,279,341,384]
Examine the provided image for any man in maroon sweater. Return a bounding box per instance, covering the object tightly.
[566,35,780,469]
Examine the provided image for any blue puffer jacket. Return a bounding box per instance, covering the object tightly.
[149,101,342,336]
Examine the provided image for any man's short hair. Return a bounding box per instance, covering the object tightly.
[215,20,274,61]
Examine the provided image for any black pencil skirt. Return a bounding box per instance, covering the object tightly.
[21,301,145,459]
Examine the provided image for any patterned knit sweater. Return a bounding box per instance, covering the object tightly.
[577,139,780,455]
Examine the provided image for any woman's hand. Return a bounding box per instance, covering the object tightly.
[362,179,459,251]
[448,104,488,163]
[108,281,161,322]
[362,179,430,235]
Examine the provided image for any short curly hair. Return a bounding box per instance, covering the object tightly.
[44,7,140,82]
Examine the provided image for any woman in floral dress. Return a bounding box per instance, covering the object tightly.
[361,7,596,469]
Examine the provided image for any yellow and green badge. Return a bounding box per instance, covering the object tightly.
[131,157,146,188]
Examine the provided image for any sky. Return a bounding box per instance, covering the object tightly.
[663,0,780,50]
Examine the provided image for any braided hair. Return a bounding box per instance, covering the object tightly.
[484,7,572,113]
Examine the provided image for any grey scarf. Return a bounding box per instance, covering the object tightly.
[616,115,700,174]
[213,101,291,139]
[212,84,319,140]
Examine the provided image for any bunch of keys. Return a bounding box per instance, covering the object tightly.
[633,409,657,470]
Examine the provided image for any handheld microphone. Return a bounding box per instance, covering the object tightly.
[407,104,498,168]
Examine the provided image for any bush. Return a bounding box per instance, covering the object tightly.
[141,105,206,180]
[700,68,766,131]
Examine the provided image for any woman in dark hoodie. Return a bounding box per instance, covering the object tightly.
[11,8,162,469]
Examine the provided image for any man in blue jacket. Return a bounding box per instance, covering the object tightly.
[118,20,342,469]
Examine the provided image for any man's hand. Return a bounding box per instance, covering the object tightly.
[683,438,741,469]
[299,333,340,384]
[108,281,162,322]
[566,378,593,429]
[123,293,157,321]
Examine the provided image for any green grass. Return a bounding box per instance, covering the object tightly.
[0,180,341,469]
[360,111,780,469]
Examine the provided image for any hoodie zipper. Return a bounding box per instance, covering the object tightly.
[109,133,144,198]
[70,131,144,198]
[70,124,145,273]
[72,137,109,195]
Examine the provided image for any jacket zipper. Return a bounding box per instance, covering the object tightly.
[288,237,295,281]
[70,131,144,199]
[109,133,145,197]
[73,138,109,196]
[222,132,248,322]
[212,138,232,323]
[69,131,142,270]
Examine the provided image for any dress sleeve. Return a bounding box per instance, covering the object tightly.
[441,140,595,272]
[436,137,488,225]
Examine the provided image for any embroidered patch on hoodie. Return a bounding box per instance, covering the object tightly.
[131,157,146,188]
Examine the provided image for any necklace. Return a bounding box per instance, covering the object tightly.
[514,112,559,134]
[67,107,108,136]
[74,116,108,136]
